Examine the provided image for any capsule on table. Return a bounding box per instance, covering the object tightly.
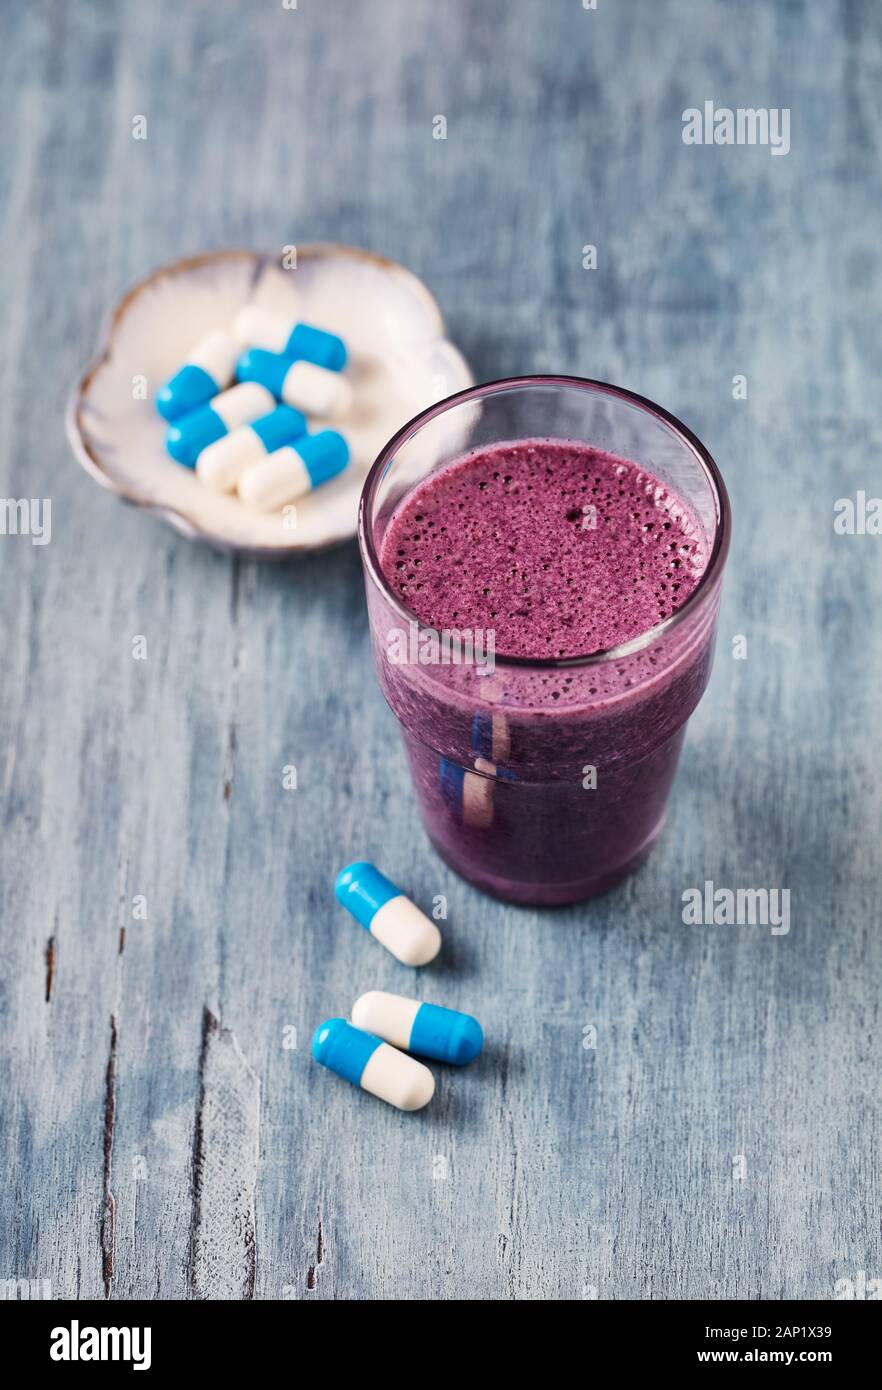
[311,1018,434,1111]
[165,382,275,469]
[156,330,240,421]
[196,404,307,493]
[237,348,353,418]
[351,991,483,1066]
[237,430,349,512]
[233,306,347,371]
[334,861,441,966]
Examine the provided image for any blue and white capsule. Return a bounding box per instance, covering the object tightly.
[438,757,514,829]
[471,710,511,764]
[311,1018,434,1111]
[237,348,353,419]
[165,382,274,469]
[233,306,347,371]
[156,330,240,421]
[196,404,307,493]
[351,991,483,1066]
[238,429,350,512]
[334,861,441,966]
[438,758,489,827]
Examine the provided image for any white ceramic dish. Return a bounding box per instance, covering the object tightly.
[66,246,473,558]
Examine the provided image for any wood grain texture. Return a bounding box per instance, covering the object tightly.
[0,0,880,1301]
[189,1009,260,1301]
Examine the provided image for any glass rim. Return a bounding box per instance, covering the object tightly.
[358,374,732,669]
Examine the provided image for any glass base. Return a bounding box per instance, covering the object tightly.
[427,814,666,907]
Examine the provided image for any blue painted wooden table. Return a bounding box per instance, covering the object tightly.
[1,0,880,1300]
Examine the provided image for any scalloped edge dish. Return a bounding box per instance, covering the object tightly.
[66,246,473,559]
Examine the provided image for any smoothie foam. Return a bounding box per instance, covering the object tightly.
[380,441,707,660]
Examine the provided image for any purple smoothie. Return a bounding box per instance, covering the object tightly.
[366,436,723,905]
[380,441,706,658]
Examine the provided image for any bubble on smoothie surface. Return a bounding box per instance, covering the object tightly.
[379,440,708,660]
